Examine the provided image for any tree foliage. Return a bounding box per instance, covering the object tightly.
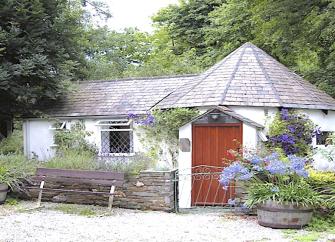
[2,0,334,111]
[0,0,88,114]
[149,0,335,97]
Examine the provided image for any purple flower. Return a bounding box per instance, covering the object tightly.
[238,172,253,180]
[279,134,295,145]
[128,113,139,119]
[265,160,287,175]
[288,125,296,133]
[312,126,322,137]
[280,108,290,120]
[288,155,309,177]
[252,165,263,172]
[220,162,252,189]
[249,155,262,165]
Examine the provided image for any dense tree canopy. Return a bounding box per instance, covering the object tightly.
[149,0,335,97]
[0,0,89,114]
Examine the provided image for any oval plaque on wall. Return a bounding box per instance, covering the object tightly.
[179,138,191,152]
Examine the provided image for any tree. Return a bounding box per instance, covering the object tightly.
[152,0,335,97]
[85,27,152,80]
[153,0,225,56]
[0,0,87,115]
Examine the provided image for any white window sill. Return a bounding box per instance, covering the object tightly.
[98,153,135,157]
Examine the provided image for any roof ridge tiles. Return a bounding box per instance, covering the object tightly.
[79,73,199,84]
[220,43,247,103]
[256,45,329,106]
[250,44,283,106]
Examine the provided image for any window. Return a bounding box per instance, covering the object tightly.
[316,132,333,146]
[97,119,134,155]
[49,121,67,130]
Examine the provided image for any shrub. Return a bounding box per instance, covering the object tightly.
[308,170,335,211]
[0,130,23,155]
[96,153,156,174]
[0,154,38,191]
[54,121,96,154]
[43,150,96,170]
[267,109,316,156]
[312,133,335,172]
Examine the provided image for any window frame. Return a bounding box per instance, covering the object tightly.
[312,131,333,147]
[97,119,135,156]
[49,121,67,130]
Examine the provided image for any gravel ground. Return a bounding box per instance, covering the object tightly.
[0,201,307,242]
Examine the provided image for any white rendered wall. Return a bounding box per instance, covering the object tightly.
[23,120,55,160]
[23,118,144,161]
[299,109,335,132]
[243,123,258,150]
[177,123,192,208]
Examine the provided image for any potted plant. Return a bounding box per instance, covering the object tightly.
[220,152,320,229]
[0,166,11,204]
[0,155,37,204]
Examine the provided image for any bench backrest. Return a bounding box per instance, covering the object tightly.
[36,168,125,186]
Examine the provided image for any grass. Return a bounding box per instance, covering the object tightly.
[53,204,97,217]
[282,214,335,242]
[5,197,19,206]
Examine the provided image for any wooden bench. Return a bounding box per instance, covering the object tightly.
[30,168,125,211]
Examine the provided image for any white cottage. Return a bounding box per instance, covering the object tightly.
[23,43,335,207]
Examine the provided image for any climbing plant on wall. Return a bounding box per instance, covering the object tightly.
[129,108,199,168]
[267,109,316,156]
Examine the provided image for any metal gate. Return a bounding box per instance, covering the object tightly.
[174,165,244,212]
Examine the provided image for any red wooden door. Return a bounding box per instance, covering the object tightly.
[191,124,242,206]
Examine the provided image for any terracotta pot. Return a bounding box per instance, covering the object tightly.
[257,200,313,229]
[0,183,9,204]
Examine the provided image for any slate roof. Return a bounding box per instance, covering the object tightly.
[158,43,335,110]
[40,43,335,118]
[41,75,196,117]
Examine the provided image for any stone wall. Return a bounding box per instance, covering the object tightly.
[23,170,176,212]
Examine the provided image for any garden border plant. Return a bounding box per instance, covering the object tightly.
[219,109,326,228]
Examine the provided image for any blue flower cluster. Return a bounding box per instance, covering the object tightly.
[288,155,308,177]
[219,162,252,189]
[219,152,309,190]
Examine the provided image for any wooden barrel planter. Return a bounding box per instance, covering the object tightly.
[0,184,9,204]
[257,200,313,229]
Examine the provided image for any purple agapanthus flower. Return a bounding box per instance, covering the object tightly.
[249,155,262,165]
[219,162,252,189]
[265,160,287,175]
[252,165,263,172]
[288,155,309,177]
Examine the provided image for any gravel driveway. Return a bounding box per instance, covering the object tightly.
[0,201,291,242]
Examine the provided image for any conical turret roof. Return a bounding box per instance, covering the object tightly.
[158,43,335,110]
